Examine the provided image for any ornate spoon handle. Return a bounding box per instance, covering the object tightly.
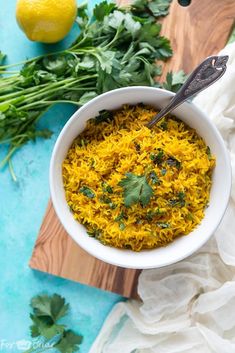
[147,55,229,128]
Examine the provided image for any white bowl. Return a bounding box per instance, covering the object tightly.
[50,87,231,269]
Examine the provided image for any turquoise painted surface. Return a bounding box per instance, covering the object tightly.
[0,1,122,352]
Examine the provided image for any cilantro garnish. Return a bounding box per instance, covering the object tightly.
[119,222,126,231]
[166,157,181,169]
[27,294,82,353]
[150,149,164,164]
[157,222,170,228]
[99,194,116,209]
[161,168,167,176]
[87,228,102,238]
[134,142,141,152]
[114,211,126,222]
[159,120,168,130]
[94,110,113,124]
[149,171,160,185]
[102,182,113,194]
[169,192,186,207]
[146,208,162,221]
[99,195,112,204]
[79,186,95,198]
[206,146,212,160]
[115,211,127,230]
[118,172,154,207]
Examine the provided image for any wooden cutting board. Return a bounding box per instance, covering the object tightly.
[29,0,235,298]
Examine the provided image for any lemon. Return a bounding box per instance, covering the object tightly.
[16,0,77,43]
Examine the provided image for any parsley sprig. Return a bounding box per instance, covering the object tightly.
[24,294,82,353]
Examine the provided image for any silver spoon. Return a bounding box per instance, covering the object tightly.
[147,55,229,128]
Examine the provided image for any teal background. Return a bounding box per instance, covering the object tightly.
[0,1,122,352]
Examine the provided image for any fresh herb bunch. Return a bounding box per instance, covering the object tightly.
[0,0,185,177]
[24,293,82,353]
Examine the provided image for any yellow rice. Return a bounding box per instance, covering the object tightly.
[62,105,215,251]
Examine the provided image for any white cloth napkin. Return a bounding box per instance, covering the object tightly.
[89,43,235,353]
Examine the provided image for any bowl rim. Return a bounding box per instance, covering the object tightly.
[50,86,232,269]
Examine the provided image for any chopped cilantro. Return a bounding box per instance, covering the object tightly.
[134,142,141,152]
[119,222,126,231]
[169,192,186,207]
[156,222,170,228]
[102,182,113,194]
[87,229,102,238]
[109,202,117,209]
[99,195,112,204]
[90,158,95,168]
[115,211,126,222]
[146,208,162,221]
[159,120,168,130]
[77,138,88,147]
[206,146,212,160]
[79,186,95,198]
[161,168,167,176]
[150,148,164,164]
[149,171,160,185]
[146,210,155,221]
[94,110,113,124]
[166,157,181,169]
[187,212,193,221]
[118,172,154,207]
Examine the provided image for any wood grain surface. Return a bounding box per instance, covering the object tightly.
[29,0,235,298]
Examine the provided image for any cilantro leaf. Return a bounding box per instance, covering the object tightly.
[87,228,102,239]
[150,149,164,164]
[79,186,95,198]
[78,91,97,105]
[76,2,89,29]
[31,294,69,322]
[102,182,113,194]
[94,110,113,124]
[131,0,172,19]
[55,330,83,353]
[169,192,186,207]
[42,56,67,75]
[30,314,65,339]
[155,36,173,60]
[206,146,212,160]
[119,172,154,207]
[163,70,187,92]
[172,70,188,85]
[149,171,160,185]
[166,157,181,169]
[94,1,117,21]
[157,222,170,228]
[119,222,126,231]
[148,0,172,17]
[114,211,126,222]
